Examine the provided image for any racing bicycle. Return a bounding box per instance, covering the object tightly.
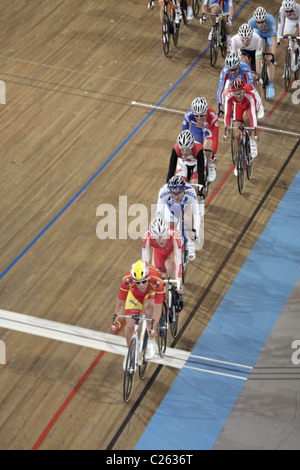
[113,314,154,402]
[279,35,300,91]
[201,12,228,67]
[229,126,255,194]
[162,0,181,57]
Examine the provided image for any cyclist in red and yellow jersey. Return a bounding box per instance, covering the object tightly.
[111,260,164,359]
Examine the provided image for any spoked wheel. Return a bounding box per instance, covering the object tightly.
[123,338,136,402]
[162,16,170,57]
[158,302,168,358]
[284,50,292,91]
[181,0,188,25]
[210,27,218,67]
[169,286,179,338]
[172,15,180,48]
[237,142,245,195]
[181,243,188,285]
[138,330,148,379]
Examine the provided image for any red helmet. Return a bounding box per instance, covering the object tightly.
[230,78,245,92]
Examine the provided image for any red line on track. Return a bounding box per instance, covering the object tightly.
[32,87,289,450]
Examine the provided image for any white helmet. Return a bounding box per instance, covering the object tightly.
[238,23,253,40]
[225,52,240,69]
[253,6,267,22]
[149,217,169,237]
[191,97,208,115]
[282,0,296,10]
[177,129,194,149]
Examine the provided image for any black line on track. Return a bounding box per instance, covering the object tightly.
[106,138,300,450]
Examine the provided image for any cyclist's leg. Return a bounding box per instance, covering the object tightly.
[243,108,257,158]
[158,0,165,25]
[144,296,162,359]
[203,138,216,183]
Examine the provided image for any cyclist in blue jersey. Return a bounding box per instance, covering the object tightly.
[217,52,253,115]
[248,6,277,99]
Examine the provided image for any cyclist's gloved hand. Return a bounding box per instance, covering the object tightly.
[199,15,206,24]
[148,1,155,9]
[109,321,121,332]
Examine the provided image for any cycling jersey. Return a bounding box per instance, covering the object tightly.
[231,31,263,57]
[248,14,277,46]
[224,83,258,128]
[217,62,253,105]
[182,107,219,152]
[156,182,201,235]
[142,227,182,280]
[203,0,233,13]
[118,265,164,307]
[277,4,300,40]
[166,142,205,185]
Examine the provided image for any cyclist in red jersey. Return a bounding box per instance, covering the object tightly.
[111,260,164,359]
[166,129,206,200]
[224,78,258,162]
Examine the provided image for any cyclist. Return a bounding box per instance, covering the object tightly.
[156,175,201,261]
[182,98,219,183]
[142,217,183,313]
[230,23,263,98]
[248,6,277,99]
[200,0,234,50]
[111,260,164,360]
[217,52,254,114]
[166,130,206,191]
[148,0,182,27]
[277,0,300,77]
[224,78,258,166]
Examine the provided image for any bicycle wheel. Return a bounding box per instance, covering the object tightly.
[172,15,180,48]
[284,50,292,91]
[210,27,218,67]
[162,14,170,57]
[231,127,236,164]
[245,133,253,181]
[123,338,136,402]
[261,60,269,101]
[192,0,200,18]
[181,0,188,25]
[169,286,179,338]
[220,20,227,59]
[294,48,299,81]
[158,302,168,358]
[181,239,188,285]
[138,328,148,380]
[237,141,245,194]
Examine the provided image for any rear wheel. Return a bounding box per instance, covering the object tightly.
[172,15,180,48]
[210,27,218,67]
[192,0,200,18]
[220,20,227,59]
[294,48,299,81]
[162,15,170,57]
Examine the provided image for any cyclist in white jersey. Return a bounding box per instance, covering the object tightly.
[277,0,300,76]
[156,175,201,261]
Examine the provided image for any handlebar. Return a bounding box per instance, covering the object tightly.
[163,279,181,289]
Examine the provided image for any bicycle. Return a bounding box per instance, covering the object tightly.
[157,278,181,357]
[201,12,228,67]
[227,126,255,194]
[261,52,275,100]
[113,313,154,402]
[279,35,300,91]
[180,0,188,25]
[162,0,181,57]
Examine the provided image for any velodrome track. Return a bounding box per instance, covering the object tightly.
[0,0,299,450]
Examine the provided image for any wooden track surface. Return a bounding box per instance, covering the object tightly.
[0,0,299,450]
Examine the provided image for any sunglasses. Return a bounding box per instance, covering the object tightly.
[230,67,239,72]
[284,9,294,12]
[256,20,266,24]
[171,191,184,196]
[135,279,148,285]
[194,113,206,118]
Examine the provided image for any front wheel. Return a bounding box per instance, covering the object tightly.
[162,15,170,57]
[210,27,218,67]
[172,15,180,48]
[158,302,168,358]
[284,50,292,90]
[294,48,299,81]
[123,338,136,402]
[237,141,245,194]
[169,286,179,338]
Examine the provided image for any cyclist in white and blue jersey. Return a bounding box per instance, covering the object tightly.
[248,6,277,99]
[217,52,253,114]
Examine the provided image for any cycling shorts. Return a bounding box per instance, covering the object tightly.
[206,0,233,13]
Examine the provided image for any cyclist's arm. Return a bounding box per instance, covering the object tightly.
[182,111,191,131]
[224,92,233,128]
[166,147,179,182]
[217,69,227,106]
[142,231,151,263]
[277,8,284,42]
[156,187,167,219]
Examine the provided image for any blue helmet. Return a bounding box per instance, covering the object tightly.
[168,175,185,192]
